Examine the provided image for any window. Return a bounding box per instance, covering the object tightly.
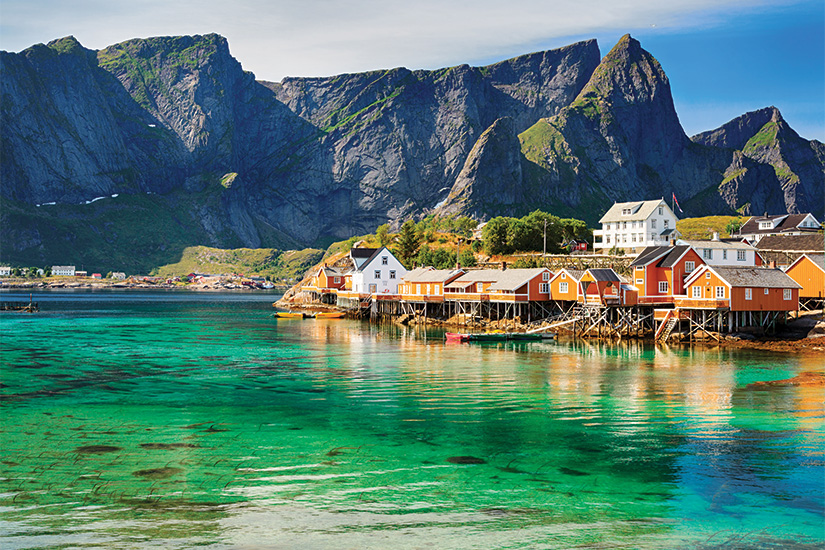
[716,286,725,299]
[374,270,381,279]
[692,286,701,298]
[477,282,483,292]
[685,261,695,273]
[606,236,611,244]
[369,283,377,293]
[631,221,636,229]
[658,207,663,215]
[659,281,668,294]
[663,220,669,228]
[334,276,340,284]
[636,278,644,285]
[764,288,769,295]
[737,250,746,261]
[426,284,431,295]
[703,249,713,260]
[759,221,772,229]
[540,283,549,294]
[606,223,611,230]
[622,221,627,229]
[542,271,549,281]
[416,284,421,294]
[560,282,569,293]
[722,250,727,260]
[389,270,396,279]
[745,288,752,300]
[705,272,711,279]
[622,235,627,243]
[631,234,636,242]
[622,208,631,215]
[651,233,657,241]
[651,219,657,228]
[783,289,792,300]
[381,256,388,265]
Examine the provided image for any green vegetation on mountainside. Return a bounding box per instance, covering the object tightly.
[676,216,744,240]
[152,246,323,281]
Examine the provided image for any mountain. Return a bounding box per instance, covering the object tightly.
[436,35,823,223]
[1,33,822,272]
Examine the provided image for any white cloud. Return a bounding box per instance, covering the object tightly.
[0,0,793,81]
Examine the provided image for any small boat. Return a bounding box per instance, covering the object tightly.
[445,332,553,342]
[314,311,345,319]
[273,311,306,319]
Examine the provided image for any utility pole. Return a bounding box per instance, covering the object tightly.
[456,238,462,269]
[543,219,547,258]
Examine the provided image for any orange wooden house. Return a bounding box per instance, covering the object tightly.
[679,265,801,312]
[630,245,705,304]
[548,268,584,302]
[302,265,347,303]
[579,268,633,306]
[444,268,553,303]
[784,254,824,303]
[398,267,465,302]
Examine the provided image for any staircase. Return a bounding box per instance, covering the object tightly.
[657,315,678,342]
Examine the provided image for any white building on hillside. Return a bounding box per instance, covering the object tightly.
[678,234,763,266]
[593,199,680,255]
[349,247,407,295]
[52,265,76,276]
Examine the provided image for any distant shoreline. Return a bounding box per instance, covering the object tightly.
[0,279,289,293]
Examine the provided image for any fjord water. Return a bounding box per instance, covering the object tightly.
[1,291,823,549]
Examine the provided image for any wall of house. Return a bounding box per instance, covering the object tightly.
[730,287,798,311]
[549,272,579,301]
[786,258,825,299]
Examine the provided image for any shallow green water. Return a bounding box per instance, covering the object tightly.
[1,291,823,549]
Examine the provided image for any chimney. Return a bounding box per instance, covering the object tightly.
[501,261,507,271]
[712,232,719,241]
[769,260,776,269]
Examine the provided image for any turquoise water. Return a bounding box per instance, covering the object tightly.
[1,291,823,549]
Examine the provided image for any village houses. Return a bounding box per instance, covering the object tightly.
[593,199,680,254]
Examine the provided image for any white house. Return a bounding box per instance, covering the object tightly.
[593,199,680,254]
[734,213,821,243]
[52,265,76,276]
[0,266,11,277]
[678,234,763,267]
[348,247,407,295]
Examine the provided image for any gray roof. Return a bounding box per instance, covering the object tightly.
[695,266,802,289]
[598,199,671,224]
[681,239,757,251]
[445,269,504,290]
[402,267,464,283]
[631,246,672,267]
[551,268,584,282]
[486,268,550,291]
[738,213,820,236]
[756,234,823,252]
[587,268,621,281]
[808,254,825,271]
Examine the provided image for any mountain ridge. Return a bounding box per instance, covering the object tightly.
[1,33,822,272]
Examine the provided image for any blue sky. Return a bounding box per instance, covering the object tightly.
[2,0,822,140]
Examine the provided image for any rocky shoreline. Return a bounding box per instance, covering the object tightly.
[0,277,289,292]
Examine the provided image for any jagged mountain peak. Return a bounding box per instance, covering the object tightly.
[692,106,788,150]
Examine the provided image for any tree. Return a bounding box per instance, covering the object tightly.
[458,249,477,267]
[482,217,512,255]
[375,224,391,246]
[394,220,421,268]
[725,218,743,237]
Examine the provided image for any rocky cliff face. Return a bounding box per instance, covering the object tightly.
[691,107,824,216]
[1,33,822,270]
[437,36,824,223]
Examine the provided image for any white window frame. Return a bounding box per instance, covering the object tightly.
[651,219,657,228]
[539,283,549,294]
[542,271,549,281]
[737,250,746,261]
[389,270,396,279]
[722,250,728,260]
[764,288,769,295]
[706,272,711,279]
[369,283,377,293]
[374,270,381,279]
[783,289,792,300]
[334,276,340,284]
[703,249,712,260]
[636,278,644,285]
[684,261,695,273]
[715,286,725,299]
[559,282,569,294]
[692,286,701,298]
[382,256,388,265]
[658,281,668,294]
[745,288,752,300]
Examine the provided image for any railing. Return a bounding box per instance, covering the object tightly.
[674,298,729,309]
[637,295,675,305]
[487,293,530,303]
[444,293,490,302]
